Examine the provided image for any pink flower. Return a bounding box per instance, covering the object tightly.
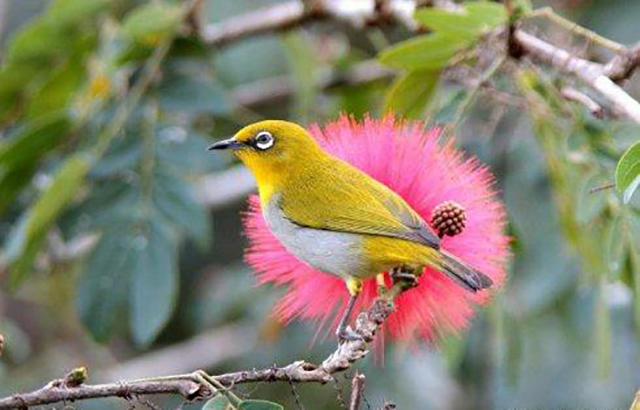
[243,115,509,342]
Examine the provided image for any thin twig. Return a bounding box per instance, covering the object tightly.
[561,86,605,118]
[604,42,640,82]
[200,0,640,124]
[201,0,424,47]
[515,30,640,124]
[202,1,309,46]
[589,182,615,194]
[349,373,366,410]
[525,6,626,52]
[0,378,206,409]
[0,291,399,409]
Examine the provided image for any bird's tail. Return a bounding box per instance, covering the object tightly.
[439,250,493,293]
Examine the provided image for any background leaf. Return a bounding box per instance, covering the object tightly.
[415,2,507,41]
[0,115,71,171]
[77,225,136,342]
[123,3,183,43]
[152,168,211,248]
[383,69,440,118]
[158,76,229,115]
[378,33,467,70]
[615,140,640,203]
[130,219,179,346]
[239,400,284,410]
[5,153,91,287]
[203,396,233,410]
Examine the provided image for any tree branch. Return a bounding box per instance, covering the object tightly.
[560,86,605,118]
[349,372,366,410]
[203,1,309,46]
[0,377,205,409]
[0,294,396,409]
[200,0,640,124]
[202,0,423,47]
[514,31,640,124]
[604,42,640,82]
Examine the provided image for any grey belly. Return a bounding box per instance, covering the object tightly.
[263,201,366,278]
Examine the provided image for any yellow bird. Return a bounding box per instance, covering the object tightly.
[208,120,492,341]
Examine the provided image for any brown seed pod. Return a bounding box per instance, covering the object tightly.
[430,201,467,238]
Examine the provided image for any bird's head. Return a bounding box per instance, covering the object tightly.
[208,120,324,185]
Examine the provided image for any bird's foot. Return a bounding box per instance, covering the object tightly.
[390,266,420,290]
[336,325,364,343]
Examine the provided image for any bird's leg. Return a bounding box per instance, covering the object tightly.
[390,265,420,290]
[376,273,388,296]
[336,277,363,343]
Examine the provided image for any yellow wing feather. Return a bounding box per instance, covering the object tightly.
[278,156,440,249]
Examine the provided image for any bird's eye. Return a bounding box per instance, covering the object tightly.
[254,131,274,150]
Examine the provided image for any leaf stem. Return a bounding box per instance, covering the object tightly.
[525,7,626,52]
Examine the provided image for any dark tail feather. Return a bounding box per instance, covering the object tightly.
[440,250,493,293]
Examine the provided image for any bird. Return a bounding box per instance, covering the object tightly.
[208,120,493,341]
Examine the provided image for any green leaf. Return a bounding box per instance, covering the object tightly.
[615,140,640,203]
[123,3,183,43]
[415,9,479,41]
[78,217,179,344]
[6,154,91,287]
[77,225,136,342]
[5,18,66,64]
[158,76,229,115]
[239,400,284,410]
[91,133,143,177]
[130,219,179,346]
[414,2,506,42]
[25,155,91,245]
[575,173,607,225]
[48,0,110,26]
[463,2,508,30]
[0,164,38,214]
[203,396,233,410]
[156,128,222,173]
[384,69,440,118]
[26,55,86,119]
[153,169,211,248]
[0,115,71,171]
[378,33,468,70]
[61,180,140,236]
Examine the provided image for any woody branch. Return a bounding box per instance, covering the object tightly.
[0,293,396,409]
[202,0,640,124]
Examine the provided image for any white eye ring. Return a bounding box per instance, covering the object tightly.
[255,131,274,150]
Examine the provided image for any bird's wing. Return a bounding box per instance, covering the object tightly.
[278,157,440,249]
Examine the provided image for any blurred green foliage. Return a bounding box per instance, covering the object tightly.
[0,0,638,409]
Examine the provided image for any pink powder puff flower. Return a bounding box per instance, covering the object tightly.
[243,115,509,342]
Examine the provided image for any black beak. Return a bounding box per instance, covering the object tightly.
[207,138,243,151]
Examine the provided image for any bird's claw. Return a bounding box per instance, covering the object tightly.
[390,266,419,289]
